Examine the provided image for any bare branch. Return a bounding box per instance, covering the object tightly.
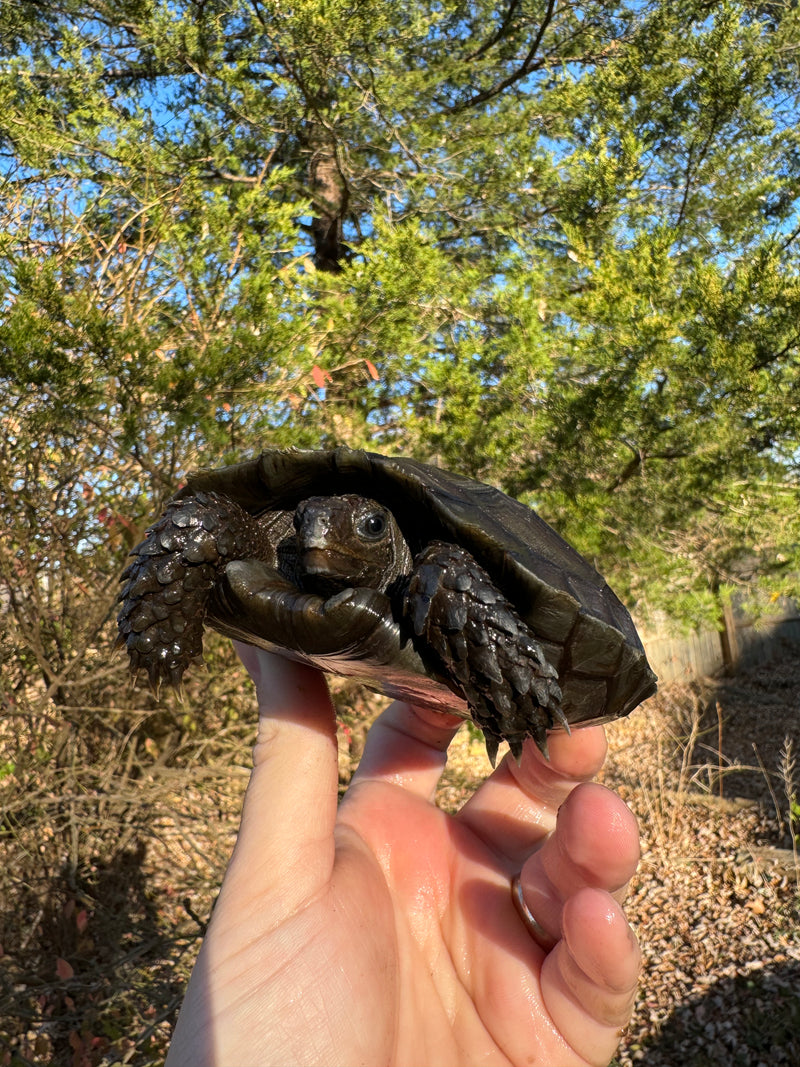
[448,0,558,113]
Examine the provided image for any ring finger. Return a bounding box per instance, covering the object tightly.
[513,781,640,949]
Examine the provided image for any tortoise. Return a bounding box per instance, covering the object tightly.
[117,447,657,763]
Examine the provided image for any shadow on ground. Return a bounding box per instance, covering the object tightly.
[0,838,193,1065]
[636,959,800,1066]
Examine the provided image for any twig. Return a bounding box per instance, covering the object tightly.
[752,741,783,833]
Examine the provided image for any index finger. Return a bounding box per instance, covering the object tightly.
[349,700,464,801]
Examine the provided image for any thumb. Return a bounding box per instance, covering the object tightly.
[216,644,339,922]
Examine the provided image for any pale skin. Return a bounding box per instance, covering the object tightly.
[166,643,641,1067]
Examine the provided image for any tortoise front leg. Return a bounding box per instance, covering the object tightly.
[212,559,398,660]
[403,540,568,763]
[117,492,278,690]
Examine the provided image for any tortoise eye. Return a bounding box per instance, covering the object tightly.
[357,510,388,540]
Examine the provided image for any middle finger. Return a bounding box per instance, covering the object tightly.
[456,724,608,866]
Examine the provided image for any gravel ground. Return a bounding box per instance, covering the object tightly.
[2,656,798,1065]
[604,659,800,1066]
[440,656,800,1065]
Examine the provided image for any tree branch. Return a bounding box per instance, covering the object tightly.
[465,0,523,62]
[448,0,558,113]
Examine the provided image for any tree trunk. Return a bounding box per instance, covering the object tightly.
[307,123,348,272]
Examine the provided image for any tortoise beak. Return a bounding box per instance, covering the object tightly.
[301,546,338,575]
[298,550,356,584]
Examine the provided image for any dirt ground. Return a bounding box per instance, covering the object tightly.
[1,654,798,1065]
[439,656,800,1066]
[604,659,800,1066]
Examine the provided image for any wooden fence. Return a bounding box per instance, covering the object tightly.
[639,599,800,685]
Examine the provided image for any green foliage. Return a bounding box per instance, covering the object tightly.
[1,0,800,647]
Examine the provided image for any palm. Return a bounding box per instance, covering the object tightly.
[167,651,640,1067]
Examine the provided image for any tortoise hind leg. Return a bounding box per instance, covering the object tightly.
[403,540,567,763]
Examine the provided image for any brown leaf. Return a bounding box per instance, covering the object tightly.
[365,359,379,381]
[56,957,74,980]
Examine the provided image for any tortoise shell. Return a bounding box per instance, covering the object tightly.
[173,447,657,728]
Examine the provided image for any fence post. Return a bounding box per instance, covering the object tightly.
[719,599,740,672]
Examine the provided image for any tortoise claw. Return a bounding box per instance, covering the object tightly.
[508,738,524,763]
[528,718,549,760]
[146,664,162,700]
[483,732,500,767]
[168,663,188,691]
[551,702,572,735]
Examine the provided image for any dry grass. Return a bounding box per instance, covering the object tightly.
[1,658,799,1066]
[600,662,800,1065]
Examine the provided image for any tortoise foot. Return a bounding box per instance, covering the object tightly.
[117,492,270,690]
[404,541,565,761]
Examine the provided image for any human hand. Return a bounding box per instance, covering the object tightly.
[166,643,640,1067]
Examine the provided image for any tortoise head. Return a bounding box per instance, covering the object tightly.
[293,494,413,596]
